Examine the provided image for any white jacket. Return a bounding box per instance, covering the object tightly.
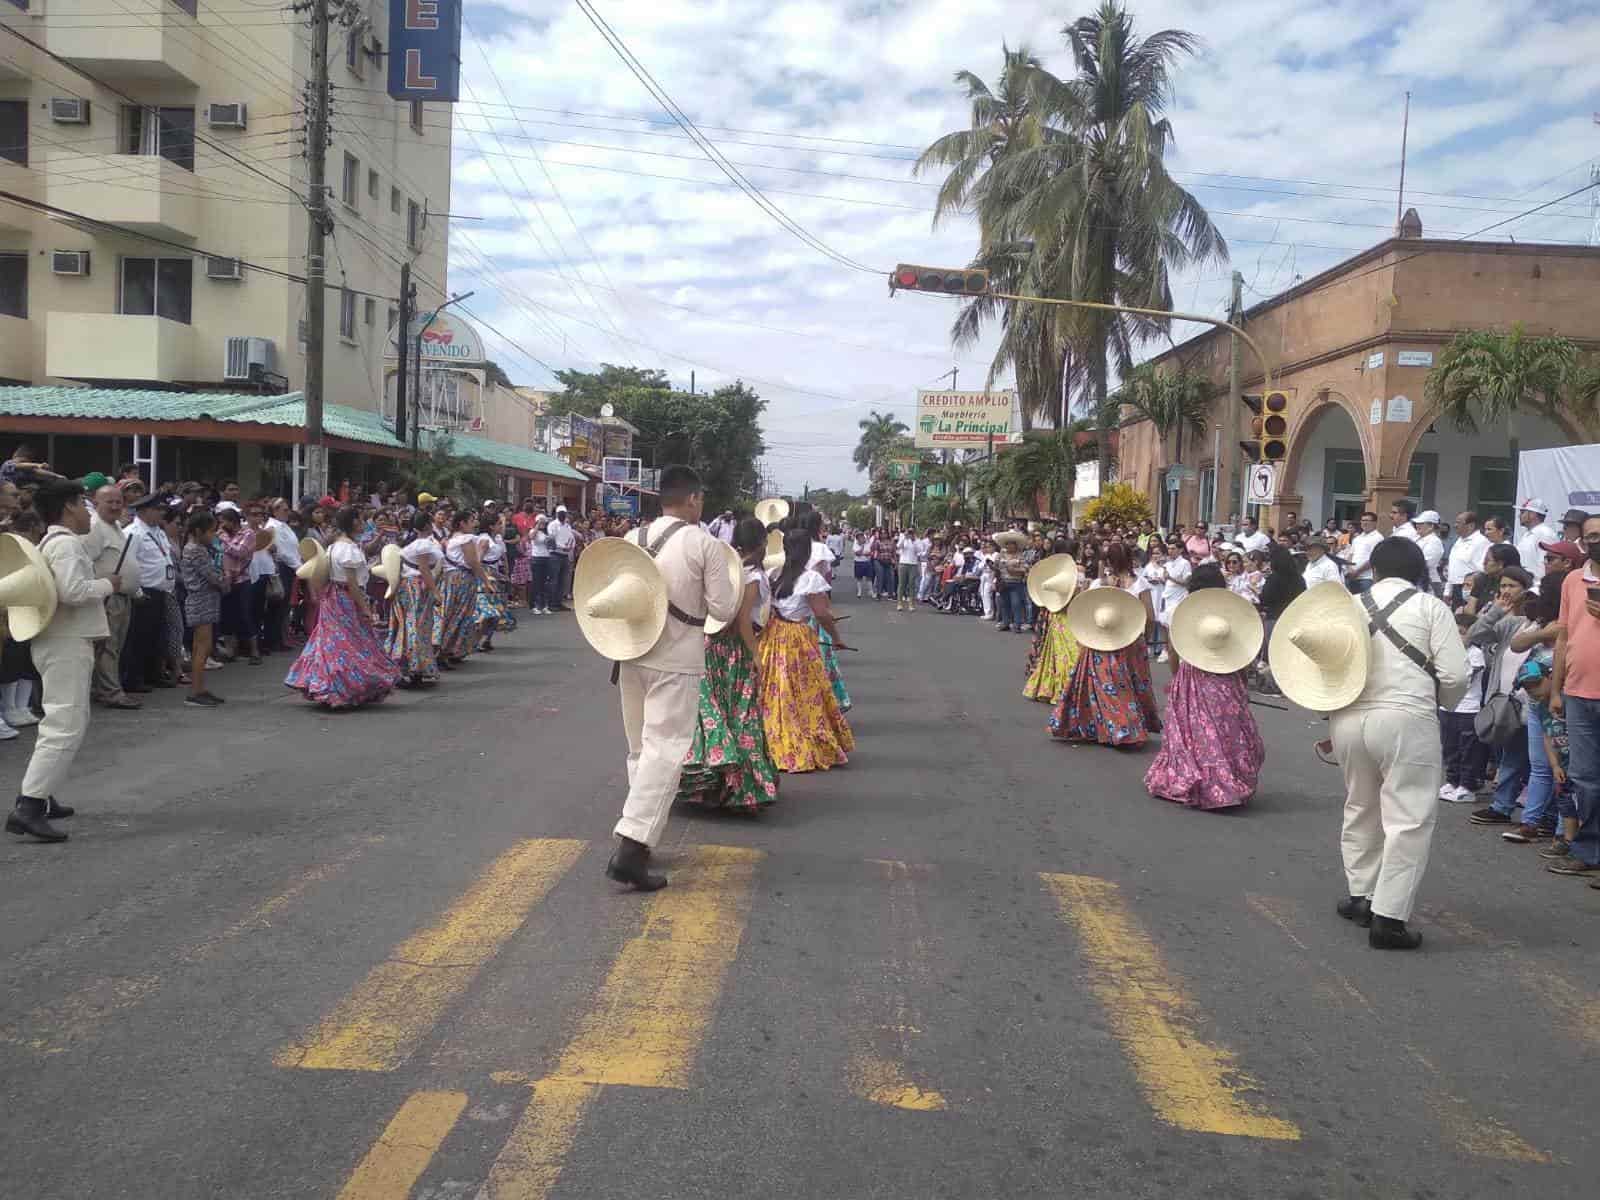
[38,526,113,641]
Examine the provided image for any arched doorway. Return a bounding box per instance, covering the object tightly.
[1281,392,1381,528]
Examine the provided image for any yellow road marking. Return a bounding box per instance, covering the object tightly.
[335,1090,467,1200]
[482,845,762,1200]
[1042,874,1300,1141]
[276,838,585,1072]
[1246,894,1548,1163]
[849,1053,947,1112]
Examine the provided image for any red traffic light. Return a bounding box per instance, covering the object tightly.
[890,263,989,296]
[895,267,920,289]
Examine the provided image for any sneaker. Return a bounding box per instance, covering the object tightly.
[205,657,226,670]
[1501,823,1548,844]
[183,692,224,708]
[1438,784,1456,801]
[0,720,16,741]
[1447,786,1477,804]
[1469,807,1512,825]
[1546,857,1600,877]
[3,708,39,728]
[1539,838,1573,860]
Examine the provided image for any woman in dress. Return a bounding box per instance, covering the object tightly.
[180,509,225,707]
[1144,564,1265,809]
[285,505,401,708]
[759,529,855,773]
[803,510,851,713]
[1023,538,1082,702]
[433,509,485,668]
[474,511,511,652]
[1050,540,1163,747]
[387,511,442,687]
[678,517,781,811]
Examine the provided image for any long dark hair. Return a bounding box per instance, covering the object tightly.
[1189,562,1226,592]
[772,529,813,600]
[1103,541,1133,578]
[733,516,765,561]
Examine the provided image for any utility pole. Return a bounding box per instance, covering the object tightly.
[1227,270,1244,526]
[393,262,412,448]
[302,0,332,499]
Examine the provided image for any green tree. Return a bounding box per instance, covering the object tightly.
[845,503,876,530]
[854,410,910,477]
[974,426,1094,520]
[393,434,499,508]
[553,364,672,414]
[1424,325,1582,470]
[1109,363,1218,466]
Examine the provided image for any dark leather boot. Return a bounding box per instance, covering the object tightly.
[6,795,68,843]
[605,836,667,892]
[45,797,75,820]
[1369,915,1422,950]
[1336,895,1372,927]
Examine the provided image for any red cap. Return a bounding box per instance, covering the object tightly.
[1539,540,1584,564]
[318,494,338,509]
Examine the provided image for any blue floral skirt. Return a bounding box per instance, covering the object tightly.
[433,570,479,660]
[285,584,399,708]
[386,573,438,680]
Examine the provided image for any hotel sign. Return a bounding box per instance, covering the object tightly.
[387,0,462,102]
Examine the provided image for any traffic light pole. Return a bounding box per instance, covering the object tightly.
[302,0,331,500]
[1228,271,1243,524]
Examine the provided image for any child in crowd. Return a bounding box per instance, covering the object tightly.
[1512,656,1577,856]
[1439,609,1488,803]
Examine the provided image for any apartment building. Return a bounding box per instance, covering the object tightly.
[0,0,452,405]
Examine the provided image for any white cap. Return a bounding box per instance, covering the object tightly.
[215,500,241,514]
[1519,497,1550,517]
[555,505,568,514]
[1416,510,1441,525]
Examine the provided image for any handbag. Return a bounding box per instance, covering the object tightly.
[264,570,285,602]
[1474,690,1525,746]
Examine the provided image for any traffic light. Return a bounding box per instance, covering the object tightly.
[1238,391,1290,463]
[889,263,990,296]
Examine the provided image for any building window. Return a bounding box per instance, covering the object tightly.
[120,257,193,323]
[367,167,378,199]
[409,100,424,134]
[341,151,359,207]
[0,100,26,167]
[406,198,422,249]
[171,0,197,15]
[1468,456,1515,528]
[339,287,356,339]
[345,29,364,78]
[0,253,26,319]
[1198,465,1216,526]
[121,105,195,172]
[363,296,375,325]
[389,185,400,214]
[386,305,397,332]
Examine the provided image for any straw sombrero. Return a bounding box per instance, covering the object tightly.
[1026,554,1080,613]
[573,537,669,661]
[0,532,58,641]
[371,543,403,600]
[703,540,745,635]
[1169,588,1264,675]
[1065,585,1146,652]
[762,528,786,573]
[754,497,790,528]
[252,527,275,553]
[994,529,1027,551]
[1267,581,1371,711]
[295,538,330,586]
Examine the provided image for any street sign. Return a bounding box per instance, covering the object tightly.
[1246,463,1277,507]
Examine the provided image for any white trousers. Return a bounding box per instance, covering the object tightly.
[612,663,701,848]
[21,636,95,801]
[1331,706,1443,922]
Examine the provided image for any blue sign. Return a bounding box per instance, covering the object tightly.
[387,0,462,102]
[603,486,640,517]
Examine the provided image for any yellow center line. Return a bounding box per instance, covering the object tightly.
[1041,873,1300,1141]
[335,1090,468,1200]
[276,838,585,1073]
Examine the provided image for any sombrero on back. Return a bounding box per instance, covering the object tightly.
[370,543,403,600]
[754,497,790,527]
[1026,554,1079,613]
[702,539,745,635]
[574,537,669,661]
[1169,588,1264,675]
[1065,586,1146,652]
[761,528,785,573]
[295,538,329,586]
[1267,581,1371,711]
[0,532,58,642]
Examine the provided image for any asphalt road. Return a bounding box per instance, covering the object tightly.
[3,588,1598,1199]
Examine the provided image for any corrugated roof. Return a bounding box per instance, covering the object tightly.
[0,386,586,480]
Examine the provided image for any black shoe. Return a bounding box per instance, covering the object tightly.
[1469,807,1512,825]
[1336,895,1372,927]
[44,796,74,820]
[124,683,153,694]
[184,692,224,707]
[605,836,667,892]
[1368,915,1422,950]
[6,796,67,843]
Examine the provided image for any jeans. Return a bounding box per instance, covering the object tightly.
[1348,578,1373,596]
[999,580,1028,627]
[896,563,918,603]
[877,561,895,597]
[1489,723,1531,815]
[1564,694,1600,866]
[551,553,571,606]
[1521,716,1556,830]
[529,556,551,610]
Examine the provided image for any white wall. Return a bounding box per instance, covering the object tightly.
[1411,409,1569,519]
[1294,404,1363,527]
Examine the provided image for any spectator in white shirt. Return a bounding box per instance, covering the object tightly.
[1301,537,1344,589]
[549,507,577,609]
[1445,510,1490,608]
[894,529,920,610]
[1387,498,1419,541]
[1238,517,1271,556]
[122,494,175,692]
[1415,510,1446,594]
[1514,498,1557,587]
[1343,510,1384,594]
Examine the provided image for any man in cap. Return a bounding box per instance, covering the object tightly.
[606,466,739,890]
[1414,511,1446,594]
[1333,537,1469,948]
[1514,498,1558,588]
[83,484,141,710]
[1538,539,1583,595]
[549,505,576,609]
[1301,536,1343,589]
[121,491,176,691]
[6,480,121,842]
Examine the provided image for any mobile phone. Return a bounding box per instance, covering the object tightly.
[1587,586,1600,605]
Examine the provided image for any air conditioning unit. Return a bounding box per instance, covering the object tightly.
[51,250,89,276]
[206,102,247,130]
[224,335,274,381]
[49,98,89,125]
[205,256,243,280]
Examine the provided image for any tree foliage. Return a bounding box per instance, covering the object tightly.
[392,434,500,508]
[1081,480,1153,526]
[1424,326,1584,438]
[973,426,1095,519]
[853,410,910,476]
[1108,363,1219,464]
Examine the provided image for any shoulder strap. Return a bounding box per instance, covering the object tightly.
[1359,587,1437,681]
[632,519,703,628]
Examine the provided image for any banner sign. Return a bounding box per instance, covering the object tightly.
[387,309,484,365]
[603,486,640,517]
[387,0,463,102]
[915,389,1014,449]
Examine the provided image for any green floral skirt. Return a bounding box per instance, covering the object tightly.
[677,630,781,810]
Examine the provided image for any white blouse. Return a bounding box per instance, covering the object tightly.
[445,532,477,572]
[328,539,368,586]
[772,568,829,622]
[746,563,772,628]
[400,538,442,577]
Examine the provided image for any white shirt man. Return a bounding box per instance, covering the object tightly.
[551,513,576,555]
[1514,498,1557,587]
[265,505,302,570]
[1414,511,1446,592]
[1445,515,1489,590]
[1239,523,1271,555]
[82,489,140,708]
[1344,514,1384,589]
[1301,541,1343,589]
[708,511,736,544]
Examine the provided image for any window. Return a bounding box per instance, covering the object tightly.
[339,287,356,339]
[367,167,378,199]
[406,198,422,249]
[341,151,359,207]
[122,105,196,172]
[409,100,424,134]
[120,257,193,323]
[363,296,375,326]
[389,185,400,214]
[1469,457,1515,528]
[0,100,26,167]
[386,305,397,333]
[1198,465,1216,525]
[0,254,26,319]
[345,30,364,78]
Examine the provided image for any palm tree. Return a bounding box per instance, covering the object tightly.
[853,410,909,477]
[1424,325,1580,469]
[1109,363,1218,467]
[1004,3,1228,476]
[974,425,1095,520]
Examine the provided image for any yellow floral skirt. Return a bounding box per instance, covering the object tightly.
[1023,609,1081,703]
[757,617,854,773]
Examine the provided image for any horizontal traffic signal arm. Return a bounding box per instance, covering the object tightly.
[889,264,991,295]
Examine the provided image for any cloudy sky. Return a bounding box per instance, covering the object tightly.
[443,0,1599,492]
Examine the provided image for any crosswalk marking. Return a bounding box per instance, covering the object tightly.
[1041,873,1301,1141]
[276,838,585,1072]
[334,1090,468,1200]
[480,845,763,1200]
